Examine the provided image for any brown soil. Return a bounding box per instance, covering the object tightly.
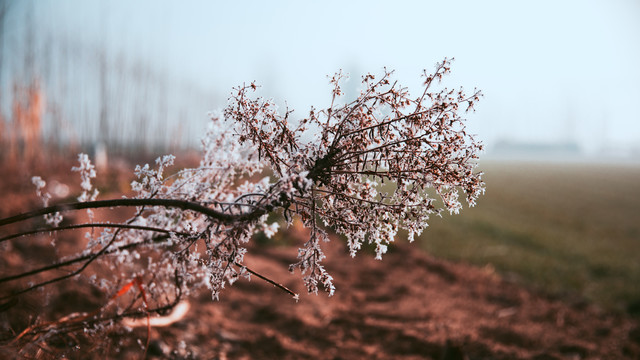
[1,157,639,359]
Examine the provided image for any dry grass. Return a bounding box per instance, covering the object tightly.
[418,159,640,313]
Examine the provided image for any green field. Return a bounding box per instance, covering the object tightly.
[418,159,640,313]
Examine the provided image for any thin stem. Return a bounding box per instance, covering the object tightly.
[0,222,190,243]
[329,82,396,150]
[0,237,166,291]
[234,261,298,298]
[11,270,184,343]
[335,130,436,164]
[0,198,267,228]
[314,188,424,208]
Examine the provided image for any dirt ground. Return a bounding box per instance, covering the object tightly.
[1,157,639,359]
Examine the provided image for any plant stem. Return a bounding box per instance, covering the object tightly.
[0,198,267,228]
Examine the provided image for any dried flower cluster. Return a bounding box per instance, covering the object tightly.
[227,58,484,294]
[0,58,483,353]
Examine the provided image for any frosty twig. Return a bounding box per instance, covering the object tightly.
[0,58,484,355]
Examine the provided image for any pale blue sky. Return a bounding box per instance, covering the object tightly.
[3,0,640,155]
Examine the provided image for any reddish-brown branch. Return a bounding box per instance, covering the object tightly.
[0,198,267,228]
[0,222,191,243]
[234,261,298,298]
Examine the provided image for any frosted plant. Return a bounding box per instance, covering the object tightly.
[31,176,63,228]
[72,153,99,203]
[0,58,484,355]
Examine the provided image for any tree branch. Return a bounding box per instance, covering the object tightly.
[0,198,268,228]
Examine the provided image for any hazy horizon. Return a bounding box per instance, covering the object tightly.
[1,0,639,159]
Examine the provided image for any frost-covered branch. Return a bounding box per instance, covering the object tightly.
[0,197,268,228]
[0,58,484,355]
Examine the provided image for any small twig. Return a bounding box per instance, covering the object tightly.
[0,222,191,243]
[0,198,267,228]
[234,261,298,298]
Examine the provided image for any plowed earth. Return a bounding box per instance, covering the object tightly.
[1,158,638,359]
